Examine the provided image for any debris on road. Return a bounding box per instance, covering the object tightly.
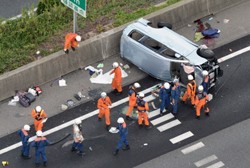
[97,63,104,68]
[123,64,130,69]
[61,104,68,111]
[59,79,67,86]
[109,127,119,133]
[223,19,230,24]
[67,99,74,107]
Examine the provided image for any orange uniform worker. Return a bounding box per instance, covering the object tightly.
[31,106,47,131]
[195,85,210,119]
[136,92,150,129]
[110,62,123,94]
[182,74,197,105]
[97,92,112,131]
[125,82,141,120]
[64,33,81,54]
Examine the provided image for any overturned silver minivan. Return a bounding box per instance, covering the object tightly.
[120,18,223,88]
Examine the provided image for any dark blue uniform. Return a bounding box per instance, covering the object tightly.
[32,137,50,166]
[171,85,181,115]
[159,86,171,114]
[17,129,30,157]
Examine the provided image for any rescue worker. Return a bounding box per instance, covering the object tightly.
[64,33,81,54]
[113,117,130,156]
[159,82,171,116]
[125,82,141,120]
[171,79,181,118]
[31,106,47,131]
[71,119,85,156]
[136,92,150,129]
[110,62,122,94]
[182,74,197,105]
[195,85,210,119]
[201,70,210,93]
[97,92,112,131]
[17,125,31,159]
[32,131,50,167]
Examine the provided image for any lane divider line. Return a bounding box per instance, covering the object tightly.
[218,46,250,63]
[194,155,218,167]
[181,142,205,154]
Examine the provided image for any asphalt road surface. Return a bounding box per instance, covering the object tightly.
[0,0,39,18]
[0,35,250,167]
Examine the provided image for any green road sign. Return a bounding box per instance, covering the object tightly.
[61,0,86,17]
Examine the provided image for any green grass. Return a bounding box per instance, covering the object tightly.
[0,0,180,74]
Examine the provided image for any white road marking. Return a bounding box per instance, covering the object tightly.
[181,142,205,154]
[170,131,194,144]
[206,161,225,168]
[0,84,160,155]
[151,113,174,126]
[218,46,250,63]
[143,95,156,102]
[194,155,218,167]
[148,109,161,118]
[157,119,181,132]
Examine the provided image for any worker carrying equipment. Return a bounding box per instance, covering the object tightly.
[113,117,130,156]
[136,92,150,129]
[17,125,31,159]
[110,62,123,94]
[64,33,81,54]
[195,85,210,119]
[31,106,47,131]
[97,92,112,131]
[126,82,141,120]
[182,74,197,105]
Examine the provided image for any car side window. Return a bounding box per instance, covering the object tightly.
[129,30,144,41]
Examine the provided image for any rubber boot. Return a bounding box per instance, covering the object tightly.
[43,162,47,167]
[113,149,119,156]
[122,145,130,151]
[106,125,110,131]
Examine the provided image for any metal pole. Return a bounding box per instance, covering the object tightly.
[73,11,78,33]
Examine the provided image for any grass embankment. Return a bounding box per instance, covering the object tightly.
[0,0,180,74]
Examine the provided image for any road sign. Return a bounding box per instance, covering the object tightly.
[61,0,86,18]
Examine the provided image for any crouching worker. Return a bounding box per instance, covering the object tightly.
[64,33,81,54]
[71,119,85,156]
[195,85,210,119]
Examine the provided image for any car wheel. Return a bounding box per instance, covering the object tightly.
[197,48,215,61]
[157,22,173,29]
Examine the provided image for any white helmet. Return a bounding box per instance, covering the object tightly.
[202,70,208,76]
[112,62,119,68]
[74,119,82,125]
[35,106,42,113]
[164,82,170,89]
[23,125,30,131]
[133,82,141,88]
[139,92,144,98]
[76,35,81,42]
[36,130,43,137]
[173,78,179,84]
[117,117,124,124]
[198,85,204,92]
[188,74,194,81]
[101,92,107,98]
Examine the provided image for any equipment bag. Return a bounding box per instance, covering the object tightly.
[33,86,42,95]
[25,92,36,103]
[19,95,30,107]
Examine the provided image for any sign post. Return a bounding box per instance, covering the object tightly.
[61,0,87,32]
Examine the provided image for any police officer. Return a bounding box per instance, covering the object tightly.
[159,82,171,116]
[113,117,130,156]
[18,125,31,159]
[32,131,50,167]
[71,119,85,156]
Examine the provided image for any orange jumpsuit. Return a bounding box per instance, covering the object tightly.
[136,98,149,126]
[182,80,197,105]
[31,109,47,131]
[64,33,79,50]
[195,92,209,117]
[97,96,112,126]
[126,86,137,117]
[110,67,122,93]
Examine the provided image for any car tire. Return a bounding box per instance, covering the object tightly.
[157,22,173,29]
[197,48,215,61]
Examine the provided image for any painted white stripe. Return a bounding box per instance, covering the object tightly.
[194,155,218,167]
[206,161,225,168]
[151,113,174,126]
[181,142,205,154]
[0,84,160,155]
[157,119,181,132]
[148,109,161,118]
[218,46,250,63]
[143,94,156,102]
[170,131,194,144]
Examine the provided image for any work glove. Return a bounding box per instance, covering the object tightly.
[71,47,75,51]
[64,49,69,54]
